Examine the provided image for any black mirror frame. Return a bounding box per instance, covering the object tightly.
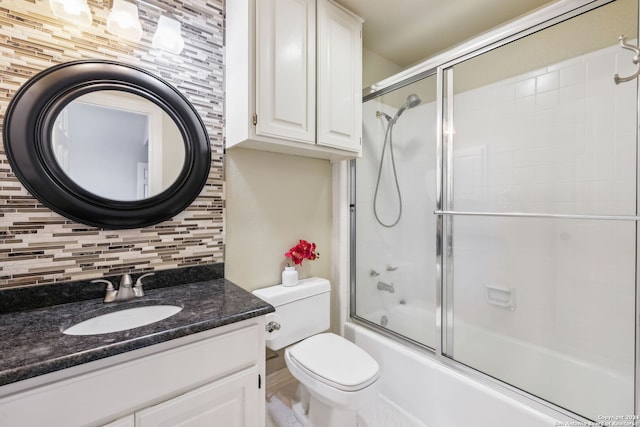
[3,60,211,229]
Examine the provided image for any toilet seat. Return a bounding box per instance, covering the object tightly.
[287,333,380,392]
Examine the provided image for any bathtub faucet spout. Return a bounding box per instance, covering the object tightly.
[377,281,395,293]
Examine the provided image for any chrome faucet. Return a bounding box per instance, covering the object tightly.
[114,274,135,302]
[377,280,395,293]
[91,273,154,303]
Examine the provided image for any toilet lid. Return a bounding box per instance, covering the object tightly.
[287,333,380,392]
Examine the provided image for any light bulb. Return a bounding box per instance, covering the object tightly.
[107,0,143,42]
[49,0,92,26]
[152,16,184,55]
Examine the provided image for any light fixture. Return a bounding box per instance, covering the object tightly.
[49,0,92,26]
[152,15,184,55]
[107,0,143,42]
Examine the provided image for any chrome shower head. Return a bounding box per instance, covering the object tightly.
[394,93,422,121]
[405,93,421,109]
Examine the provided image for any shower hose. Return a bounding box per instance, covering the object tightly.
[373,117,402,228]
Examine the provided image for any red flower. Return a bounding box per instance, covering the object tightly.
[285,240,320,266]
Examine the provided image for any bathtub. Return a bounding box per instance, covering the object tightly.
[345,321,569,427]
[350,302,632,424]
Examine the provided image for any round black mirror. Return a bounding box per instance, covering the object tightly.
[3,60,210,229]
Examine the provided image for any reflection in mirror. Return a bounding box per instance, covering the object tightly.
[51,91,185,201]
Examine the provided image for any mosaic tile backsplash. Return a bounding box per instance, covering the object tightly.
[0,0,224,288]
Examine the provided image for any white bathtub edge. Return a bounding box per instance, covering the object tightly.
[344,322,583,427]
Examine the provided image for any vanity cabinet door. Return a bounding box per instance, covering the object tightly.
[135,367,259,427]
[317,0,362,152]
[255,0,316,144]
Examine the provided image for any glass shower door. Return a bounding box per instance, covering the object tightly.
[355,75,438,348]
[441,0,638,420]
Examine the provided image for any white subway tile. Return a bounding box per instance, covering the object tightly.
[536,90,559,111]
[516,95,535,113]
[586,51,616,81]
[559,83,586,103]
[534,109,557,129]
[534,165,554,183]
[614,178,636,202]
[559,62,586,87]
[495,82,515,103]
[516,78,536,98]
[536,71,559,93]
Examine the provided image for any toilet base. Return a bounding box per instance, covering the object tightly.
[291,384,358,427]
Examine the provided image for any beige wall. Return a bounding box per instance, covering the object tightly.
[225,148,333,292]
[363,48,403,89]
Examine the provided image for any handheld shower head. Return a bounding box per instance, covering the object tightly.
[394,93,422,121]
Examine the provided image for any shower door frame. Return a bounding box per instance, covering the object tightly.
[349,0,639,423]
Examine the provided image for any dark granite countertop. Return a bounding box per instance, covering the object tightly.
[0,274,274,387]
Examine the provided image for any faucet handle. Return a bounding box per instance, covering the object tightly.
[133,273,155,297]
[91,279,116,303]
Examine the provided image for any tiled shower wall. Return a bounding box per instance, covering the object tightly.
[0,0,224,288]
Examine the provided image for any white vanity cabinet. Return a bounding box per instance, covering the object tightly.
[0,317,266,427]
[104,368,259,427]
[135,367,259,426]
[226,0,363,160]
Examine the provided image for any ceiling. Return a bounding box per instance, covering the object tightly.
[334,0,555,67]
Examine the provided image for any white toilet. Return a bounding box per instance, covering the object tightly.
[253,277,380,427]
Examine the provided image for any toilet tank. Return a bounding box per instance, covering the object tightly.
[253,277,330,350]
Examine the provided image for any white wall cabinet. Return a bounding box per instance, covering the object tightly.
[316,0,362,152]
[0,318,266,427]
[255,0,316,145]
[227,0,363,161]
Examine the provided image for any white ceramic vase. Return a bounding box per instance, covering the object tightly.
[282,266,298,286]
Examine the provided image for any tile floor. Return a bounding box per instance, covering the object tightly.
[265,369,426,427]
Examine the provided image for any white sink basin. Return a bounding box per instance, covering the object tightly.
[63,305,182,336]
